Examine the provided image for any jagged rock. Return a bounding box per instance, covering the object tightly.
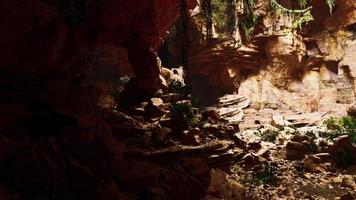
[284,112,324,127]
[150,98,164,107]
[328,135,356,165]
[204,169,245,200]
[233,134,247,149]
[347,104,356,117]
[161,67,184,85]
[335,192,355,200]
[155,127,172,143]
[217,94,250,108]
[302,154,333,173]
[182,128,202,145]
[341,175,356,190]
[241,153,265,168]
[285,140,312,160]
[202,109,220,121]
[160,93,184,103]
[247,141,262,151]
[145,101,166,121]
[291,135,311,143]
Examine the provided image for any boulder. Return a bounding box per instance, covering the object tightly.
[328,135,356,165]
[285,141,312,160]
[302,154,333,173]
[202,109,220,121]
[204,169,245,200]
[241,153,265,168]
[182,128,202,145]
[160,93,184,103]
[155,127,172,143]
[150,98,164,107]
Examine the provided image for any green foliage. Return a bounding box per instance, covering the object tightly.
[305,130,317,140]
[256,162,279,185]
[241,0,259,39]
[326,0,336,13]
[270,0,314,31]
[168,80,200,107]
[258,129,280,143]
[339,116,356,129]
[322,116,356,144]
[241,13,259,39]
[244,162,279,186]
[208,0,237,37]
[323,117,341,131]
[295,161,304,173]
[292,10,314,30]
[299,0,308,8]
[211,0,229,32]
[168,80,190,97]
[171,102,194,121]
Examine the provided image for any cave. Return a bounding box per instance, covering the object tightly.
[0,0,356,199]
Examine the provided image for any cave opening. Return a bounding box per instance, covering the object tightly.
[1,0,356,200]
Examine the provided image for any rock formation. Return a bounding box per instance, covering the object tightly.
[0,0,355,199]
[163,0,356,118]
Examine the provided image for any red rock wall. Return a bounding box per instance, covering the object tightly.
[0,0,196,199]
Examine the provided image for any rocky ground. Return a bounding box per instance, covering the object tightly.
[101,67,356,200]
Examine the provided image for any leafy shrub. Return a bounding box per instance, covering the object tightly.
[305,131,317,140]
[168,80,200,107]
[322,116,356,144]
[258,129,280,143]
[244,162,279,186]
[171,102,194,121]
[323,117,341,131]
[168,80,190,97]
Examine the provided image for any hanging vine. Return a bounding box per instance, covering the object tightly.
[240,0,259,39]
[240,0,336,39]
[270,0,314,30]
[200,0,336,41]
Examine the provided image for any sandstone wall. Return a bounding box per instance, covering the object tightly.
[183,0,356,115]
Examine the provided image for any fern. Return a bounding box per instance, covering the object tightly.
[241,0,259,39]
[299,0,308,8]
[292,10,314,29]
[326,0,336,13]
[271,0,314,30]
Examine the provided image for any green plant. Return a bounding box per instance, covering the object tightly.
[240,0,260,39]
[299,0,308,8]
[245,162,279,186]
[258,129,280,143]
[189,115,204,128]
[171,102,194,121]
[211,0,228,32]
[323,117,341,131]
[305,131,317,140]
[270,0,314,31]
[295,161,304,173]
[168,80,190,97]
[326,0,336,13]
[168,80,200,107]
[339,116,356,129]
[308,141,319,153]
[322,116,356,144]
[257,162,279,185]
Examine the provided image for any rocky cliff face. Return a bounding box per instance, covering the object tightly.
[0,0,197,199]
[176,0,356,117]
